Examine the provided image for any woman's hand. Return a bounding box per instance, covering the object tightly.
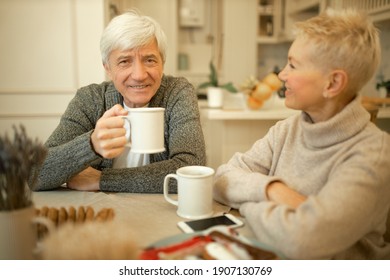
[266,181,307,209]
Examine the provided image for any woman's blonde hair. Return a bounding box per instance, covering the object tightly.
[294,9,381,93]
[100,9,167,65]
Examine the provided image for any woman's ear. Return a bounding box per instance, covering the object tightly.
[324,70,348,98]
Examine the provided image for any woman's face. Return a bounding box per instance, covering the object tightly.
[104,39,164,108]
[278,37,329,117]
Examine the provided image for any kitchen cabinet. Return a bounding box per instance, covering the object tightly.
[255,0,291,79]
[257,0,286,44]
[283,0,327,40]
[287,0,323,14]
[284,0,390,40]
[176,0,221,87]
[177,0,258,91]
[256,0,323,43]
[329,0,390,23]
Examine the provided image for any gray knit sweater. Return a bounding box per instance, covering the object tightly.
[34,75,206,193]
[214,97,390,259]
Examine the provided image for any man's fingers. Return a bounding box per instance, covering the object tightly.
[91,105,130,159]
[94,127,126,140]
[98,135,127,150]
[102,104,128,118]
[91,129,127,159]
[96,115,126,130]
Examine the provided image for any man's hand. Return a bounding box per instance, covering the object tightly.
[67,167,102,191]
[91,104,128,159]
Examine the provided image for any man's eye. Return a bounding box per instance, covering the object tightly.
[289,63,295,69]
[146,58,157,64]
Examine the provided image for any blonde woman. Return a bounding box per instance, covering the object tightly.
[213,9,390,259]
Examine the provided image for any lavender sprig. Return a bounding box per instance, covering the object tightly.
[0,125,47,211]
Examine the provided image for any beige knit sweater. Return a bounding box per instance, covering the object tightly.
[214,97,390,259]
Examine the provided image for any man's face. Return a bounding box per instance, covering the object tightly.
[104,39,164,108]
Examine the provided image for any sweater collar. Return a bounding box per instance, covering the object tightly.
[105,82,123,109]
[300,96,371,148]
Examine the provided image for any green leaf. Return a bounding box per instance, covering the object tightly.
[209,61,218,86]
[198,60,237,92]
[377,80,390,90]
[221,82,238,93]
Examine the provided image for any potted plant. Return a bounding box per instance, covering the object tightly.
[0,125,47,259]
[198,61,238,108]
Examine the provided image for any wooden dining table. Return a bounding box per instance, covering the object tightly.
[32,188,256,252]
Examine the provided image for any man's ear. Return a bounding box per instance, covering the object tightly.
[103,63,112,80]
[324,70,348,98]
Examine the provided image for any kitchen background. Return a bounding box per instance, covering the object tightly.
[0,0,389,168]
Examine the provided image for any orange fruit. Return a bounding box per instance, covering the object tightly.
[263,73,283,91]
[247,95,264,110]
[252,82,272,101]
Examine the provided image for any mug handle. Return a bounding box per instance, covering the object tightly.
[121,116,131,146]
[163,174,179,206]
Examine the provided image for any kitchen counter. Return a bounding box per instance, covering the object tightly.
[199,94,298,120]
[203,107,299,120]
[199,98,390,120]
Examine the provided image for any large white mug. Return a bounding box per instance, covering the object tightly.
[163,166,215,219]
[122,107,165,154]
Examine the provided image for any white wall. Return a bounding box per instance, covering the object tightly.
[222,0,257,87]
[0,0,105,142]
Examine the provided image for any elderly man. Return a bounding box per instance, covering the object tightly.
[34,10,206,193]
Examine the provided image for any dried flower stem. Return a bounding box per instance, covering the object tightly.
[0,125,47,211]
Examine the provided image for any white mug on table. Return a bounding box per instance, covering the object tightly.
[163,165,215,219]
[122,107,165,154]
